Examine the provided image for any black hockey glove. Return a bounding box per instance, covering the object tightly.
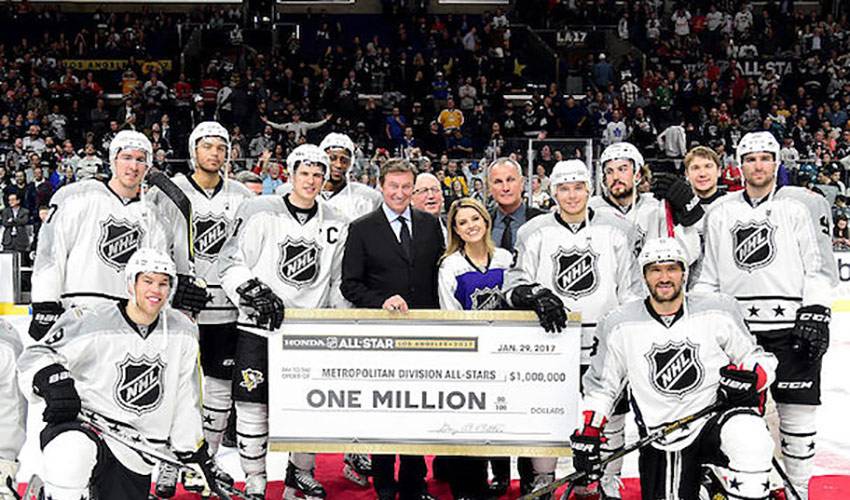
[172,274,212,315]
[716,364,764,410]
[792,305,830,363]
[237,278,285,330]
[177,442,234,499]
[511,285,568,333]
[571,411,607,483]
[29,301,64,341]
[33,363,81,424]
[650,172,704,227]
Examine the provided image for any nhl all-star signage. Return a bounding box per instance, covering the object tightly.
[267,309,582,456]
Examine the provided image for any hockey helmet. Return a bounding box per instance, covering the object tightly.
[549,159,592,195]
[599,142,645,172]
[109,130,153,168]
[638,237,688,275]
[188,121,231,170]
[286,144,330,180]
[736,131,780,168]
[125,247,178,304]
[319,132,355,159]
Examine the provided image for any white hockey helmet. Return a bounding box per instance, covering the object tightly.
[319,132,355,159]
[286,144,330,180]
[109,130,153,168]
[549,159,592,195]
[599,142,645,172]
[638,237,688,275]
[188,121,231,170]
[124,247,177,304]
[736,131,780,168]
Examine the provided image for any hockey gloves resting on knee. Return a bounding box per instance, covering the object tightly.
[33,363,81,424]
[717,364,767,411]
[177,442,234,499]
[792,305,830,363]
[172,274,212,315]
[511,285,567,333]
[650,172,704,227]
[29,301,64,341]
[571,411,607,483]
[237,278,285,330]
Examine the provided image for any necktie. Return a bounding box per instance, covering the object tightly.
[500,215,513,251]
[398,216,412,259]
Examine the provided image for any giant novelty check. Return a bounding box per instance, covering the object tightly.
[268,309,581,456]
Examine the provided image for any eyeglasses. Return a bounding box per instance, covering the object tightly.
[413,186,441,196]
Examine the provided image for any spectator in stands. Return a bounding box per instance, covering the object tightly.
[834,215,850,250]
[2,192,30,263]
[22,125,45,154]
[603,110,629,146]
[591,54,615,90]
[262,110,331,143]
[446,129,473,158]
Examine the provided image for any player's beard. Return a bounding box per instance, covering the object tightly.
[649,280,683,303]
[608,181,633,201]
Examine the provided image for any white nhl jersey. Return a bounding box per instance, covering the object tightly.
[155,174,253,324]
[693,186,838,333]
[276,181,382,221]
[0,319,26,461]
[17,303,204,475]
[504,210,642,363]
[584,293,777,451]
[438,248,514,311]
[687,191,727,288]
[32,180,178,308]
[219,195,350,328]
[589,193,701,265]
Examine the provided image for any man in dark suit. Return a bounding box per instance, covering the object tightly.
[2,193,31,264]
[342,158,443,500]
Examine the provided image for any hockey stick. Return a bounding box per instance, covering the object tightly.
[18,474,43,500]
[520,402,724,500]
[146,169,196,268]
[772,457,802,500]
[78,414,248,500]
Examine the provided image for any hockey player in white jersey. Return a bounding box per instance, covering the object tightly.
[0,320,26,500]
[574,237,778,500]
[589,142,701,264]
[219,144,349,500]
[29,130,206,341]
[276,132,382,221]
[150,121,254,497]
[16,248,233,500]
[683,145,726,287]
[694,131,838,498]
[503,159,641,498]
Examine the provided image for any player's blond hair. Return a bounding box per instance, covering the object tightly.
[684,146,721,171]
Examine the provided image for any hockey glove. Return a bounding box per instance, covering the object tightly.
[792,305,830,363]
[511,285,568,333]
[33,363,81,424]
[237,278,285,330]
[571,411,607,483]
[716,364,767,411]
[650,172,704,227]
[177,442,234,499]
[172,274,212,314]
[29,301,64,341]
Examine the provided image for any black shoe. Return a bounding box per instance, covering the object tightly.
[488,477,510,497]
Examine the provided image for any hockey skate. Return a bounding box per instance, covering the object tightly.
[599,475,623,499]
[530,472,555,500]
[342,453,373,487]
[154,463,179,498]
[283,462,326,500]
[244,472,267,500]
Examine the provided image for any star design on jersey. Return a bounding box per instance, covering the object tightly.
[239,441,247,451]
[748,306,760,317]
[781,438,788,448]
[773,305,786,317]
[808,441,816,450]
[203,414,214,425]
[109,423,120,433]
[729,477,741,490]
[131,434,142,443]
[762,480,771,492]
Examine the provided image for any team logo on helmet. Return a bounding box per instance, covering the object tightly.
[731,220,776,272]
[193,213,229,261]
[114,354,165,415]
[277,237,322,288]
[646,340,704,398]
[552,246,599,299]
[97,216,145,271]
[470,287,504,310]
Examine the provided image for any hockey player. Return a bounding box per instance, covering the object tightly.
[0,320,25,500]
[16,248,233,500]
[219,144,349,500]
[683,145,726,287]
[29,130,207,341]
[503,159,641,498]
[276,132,382,222]
[151,121,254,497]
[575,237,778,500]
[694,131,838,499]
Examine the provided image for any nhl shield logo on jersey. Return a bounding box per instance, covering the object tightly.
[646,340,705,398]
[114,354,165,415]
[97,216,145,271]
[277,237,322,288]
[470,287,504,310]
[193,213,229,261]
[552,246,599,299]
[731,220,776,271]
